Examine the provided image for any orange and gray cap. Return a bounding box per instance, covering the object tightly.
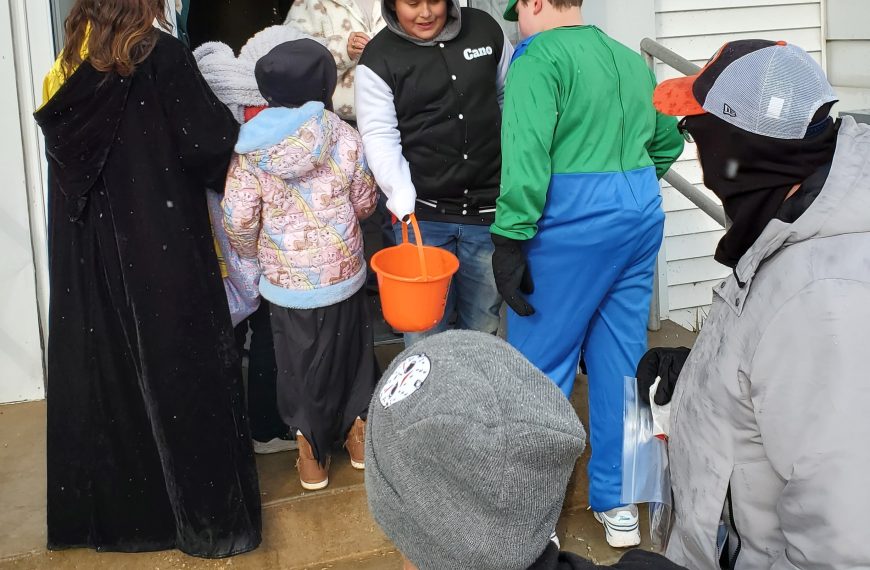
[653,39,837,140]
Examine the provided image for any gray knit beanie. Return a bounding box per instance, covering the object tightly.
[365,331,586,570]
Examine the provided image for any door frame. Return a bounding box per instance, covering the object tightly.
[0,0,54,403]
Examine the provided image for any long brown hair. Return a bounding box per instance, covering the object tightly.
[61,0,171,78]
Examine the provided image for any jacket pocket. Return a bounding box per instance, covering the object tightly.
[729,459,786,569]
[666,457,731,568]
[770,551,801,570]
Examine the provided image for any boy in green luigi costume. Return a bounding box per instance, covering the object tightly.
[491,0,684,548]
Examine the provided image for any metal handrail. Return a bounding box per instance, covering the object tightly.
[640,37,726,228]
[665,170,728,227]
[641,38,701,76]
[641,38,727,331]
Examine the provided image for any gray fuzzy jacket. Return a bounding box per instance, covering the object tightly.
[667,116,870,569]
[193,25,320,123]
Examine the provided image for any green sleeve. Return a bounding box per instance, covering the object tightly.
[491,55,559,241]
[647,70,685,179]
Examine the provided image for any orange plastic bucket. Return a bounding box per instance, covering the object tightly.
[370,214,459,333]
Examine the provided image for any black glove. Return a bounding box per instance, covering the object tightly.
[636,347,690,406]
[491,234,535,317]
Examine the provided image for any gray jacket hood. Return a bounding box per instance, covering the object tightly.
[731,116,870,292]
[381,0,462,45]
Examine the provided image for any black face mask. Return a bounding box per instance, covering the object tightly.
[682,113,839,268]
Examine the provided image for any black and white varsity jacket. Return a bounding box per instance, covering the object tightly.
[355,4,513,225]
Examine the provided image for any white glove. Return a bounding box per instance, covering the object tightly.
[385,193,415,224]
[650,376,672,440]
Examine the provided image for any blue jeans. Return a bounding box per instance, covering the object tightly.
[393,221,501,346]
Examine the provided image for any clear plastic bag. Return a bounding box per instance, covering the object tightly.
[649,501,674,551]
[622,376,673,549]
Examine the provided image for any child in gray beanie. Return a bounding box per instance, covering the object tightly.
[365,330,687,570]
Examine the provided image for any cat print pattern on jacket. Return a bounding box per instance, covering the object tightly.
[223,101,377,309]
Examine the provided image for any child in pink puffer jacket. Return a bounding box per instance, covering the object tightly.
[222,38,377,491]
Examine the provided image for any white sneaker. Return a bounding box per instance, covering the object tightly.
[253,437,298,455]
[594,505,641,548]
[549,530,561,549]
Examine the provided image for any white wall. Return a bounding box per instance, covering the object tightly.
[655,0,824,330]
[826,0,870,113]
[584,0,656,54]
[0,1,52,403]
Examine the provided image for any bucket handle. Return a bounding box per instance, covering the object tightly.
[400,214,429,280]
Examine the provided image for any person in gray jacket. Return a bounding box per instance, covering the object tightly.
[646,39,870,569]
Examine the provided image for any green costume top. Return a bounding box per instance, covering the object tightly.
[493,26,684,240]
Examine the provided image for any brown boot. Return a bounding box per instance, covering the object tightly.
[296,433,329,490]
[345,417,366,470]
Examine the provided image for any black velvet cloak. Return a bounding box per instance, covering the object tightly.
[33,32,261,558]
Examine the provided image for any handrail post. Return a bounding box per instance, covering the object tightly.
[644,40,662,331]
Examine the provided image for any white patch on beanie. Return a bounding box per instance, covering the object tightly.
[380,354,431,408]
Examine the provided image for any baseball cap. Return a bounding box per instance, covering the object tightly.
[653,39,837,140]
[503,0,520,22]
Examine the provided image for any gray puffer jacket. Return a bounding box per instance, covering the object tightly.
[666,116,870,570]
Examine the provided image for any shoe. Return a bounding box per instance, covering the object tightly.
[345,417,366,470]
[296,433,329,490]
[252,436,298,455]
[549,530,561,549]
[594,505,641,548]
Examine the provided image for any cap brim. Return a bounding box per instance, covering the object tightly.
[503,0,518,22]
[653,74,707,117]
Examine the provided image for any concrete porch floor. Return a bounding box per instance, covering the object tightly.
[0,320,696,569]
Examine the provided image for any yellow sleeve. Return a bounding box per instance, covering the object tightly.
[41,24,91,107]
[213,232,229,279]
[42,60,67,106]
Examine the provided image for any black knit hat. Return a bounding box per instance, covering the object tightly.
[254,39,337,111]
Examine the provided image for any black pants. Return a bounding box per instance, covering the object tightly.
[235,301,288,442]
[271,288,378,464]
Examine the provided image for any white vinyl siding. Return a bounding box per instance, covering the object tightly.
[655,0,823,330]
[826,0,870,113]
[0,1,52,403]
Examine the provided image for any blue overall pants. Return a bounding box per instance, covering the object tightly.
[507,167,665,512]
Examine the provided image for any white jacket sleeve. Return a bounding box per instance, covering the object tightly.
[496,31,514,109]
[355,64,416,221]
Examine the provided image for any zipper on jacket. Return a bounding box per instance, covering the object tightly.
[721,486,743,570]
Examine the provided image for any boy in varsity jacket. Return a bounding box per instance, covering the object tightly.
[355,0,513,343]
[491,0,684,549]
